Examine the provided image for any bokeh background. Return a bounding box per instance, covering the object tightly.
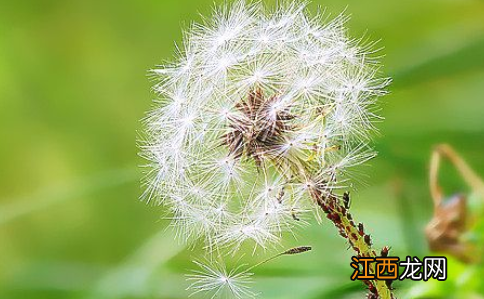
[1,0,484,298]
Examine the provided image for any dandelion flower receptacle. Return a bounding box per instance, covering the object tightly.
[141,1,392,298]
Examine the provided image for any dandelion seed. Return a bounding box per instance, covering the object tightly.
[187,260,255,299]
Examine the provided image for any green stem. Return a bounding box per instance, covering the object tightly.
[310,188,395,299]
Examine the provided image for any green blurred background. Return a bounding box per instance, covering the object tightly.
[1,0,484,298]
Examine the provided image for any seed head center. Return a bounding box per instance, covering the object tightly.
[224,88,294,167]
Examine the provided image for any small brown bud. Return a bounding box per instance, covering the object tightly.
[283,246,312,255]
[364,234,372,247]
[358,222,365,236]
[381,246,390,257]
[343,192,351,209]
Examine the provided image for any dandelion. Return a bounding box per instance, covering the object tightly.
[141,1,393,298]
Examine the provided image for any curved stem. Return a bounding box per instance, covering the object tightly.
[430,144,484,206]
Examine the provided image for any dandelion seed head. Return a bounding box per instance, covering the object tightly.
[142,0,388,259]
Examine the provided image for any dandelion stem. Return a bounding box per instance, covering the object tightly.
[310,189,395,299]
